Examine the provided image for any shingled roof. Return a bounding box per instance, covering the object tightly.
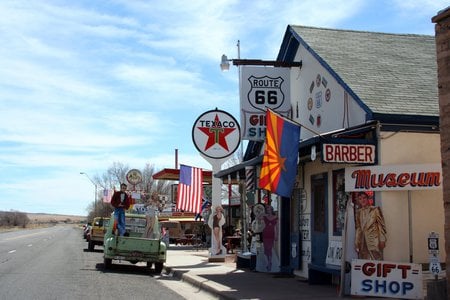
[279,25,439,118]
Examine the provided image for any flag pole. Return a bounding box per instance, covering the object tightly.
[266,108,324,138]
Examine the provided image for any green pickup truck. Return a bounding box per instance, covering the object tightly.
[103,213,167,274]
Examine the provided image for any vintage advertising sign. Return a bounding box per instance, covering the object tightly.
[239,66,291,141]
[351,259,423,299]
[345,163,442,192]
[192,109,241,159]
[126,169,143,185]
[322,143,376,164]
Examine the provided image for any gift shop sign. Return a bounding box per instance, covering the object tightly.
[192,109,241,159]
[239,66,291,141]
[345,163,442,192]
[351,259,423,299]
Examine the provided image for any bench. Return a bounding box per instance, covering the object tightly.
[308,263,341,285]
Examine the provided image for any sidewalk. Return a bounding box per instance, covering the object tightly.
[163,246,340,300]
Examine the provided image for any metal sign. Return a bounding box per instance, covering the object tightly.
[429,255,441,276]
[239,66,291,141]
[428,231,439,254]
[126,169,143,185]
[192,108,241,159]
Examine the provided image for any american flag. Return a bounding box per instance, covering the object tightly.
[102,189,113,203]
[176,165,203,214]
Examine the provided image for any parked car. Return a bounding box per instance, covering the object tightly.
[83,223,92,240]
[88,217,110,251]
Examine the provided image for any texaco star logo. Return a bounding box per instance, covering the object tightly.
[198,114,235,151]
[192,109,241,159]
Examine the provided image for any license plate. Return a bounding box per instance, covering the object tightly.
[129,251,144,258]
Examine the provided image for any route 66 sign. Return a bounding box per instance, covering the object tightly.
[240,66,290,112]
[240,66,291,140]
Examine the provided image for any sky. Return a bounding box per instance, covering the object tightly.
[0,0,447,216]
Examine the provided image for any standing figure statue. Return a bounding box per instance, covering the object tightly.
[354,192,387,260]
[262,205,278,272]
[208,205,225,256]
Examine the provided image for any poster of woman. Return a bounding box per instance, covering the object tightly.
[208,205,225,256]
[255,204,280,273]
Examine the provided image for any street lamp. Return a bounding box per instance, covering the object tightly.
[80,172,97,213]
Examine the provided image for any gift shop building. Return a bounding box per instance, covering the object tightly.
[216,25,443,290]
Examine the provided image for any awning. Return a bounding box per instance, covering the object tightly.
[214,155,263,182]
[152,168,213,183]
[215,121,380,182]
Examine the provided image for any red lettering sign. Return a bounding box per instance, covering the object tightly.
[322,144,375,164]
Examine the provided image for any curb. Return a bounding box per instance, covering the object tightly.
[164,266,233,300]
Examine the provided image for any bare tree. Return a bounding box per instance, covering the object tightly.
[87,161,172,217]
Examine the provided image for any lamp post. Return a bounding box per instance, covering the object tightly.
[80,172,97,214]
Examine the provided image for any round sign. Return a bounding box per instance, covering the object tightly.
[126,169,143,185]
[192,109,241,159]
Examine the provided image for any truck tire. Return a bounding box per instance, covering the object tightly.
[88,240,94,251]
[146,262,153,271]
[104,258,112,269]
[154,262,163,274]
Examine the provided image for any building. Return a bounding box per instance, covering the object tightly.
[217,25,443,289]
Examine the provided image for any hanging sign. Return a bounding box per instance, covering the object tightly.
[239,66,291,141]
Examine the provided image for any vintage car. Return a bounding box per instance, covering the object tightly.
[88,217,109,251]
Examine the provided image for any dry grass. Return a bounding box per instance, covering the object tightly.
[0,213,87,232]
[27,213,86,224]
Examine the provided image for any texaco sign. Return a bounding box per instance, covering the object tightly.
[192,109,241,159]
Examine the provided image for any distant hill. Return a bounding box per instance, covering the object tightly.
[26,213,86,224]
[0,211,87,231]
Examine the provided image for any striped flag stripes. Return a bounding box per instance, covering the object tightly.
[176,164,203,214]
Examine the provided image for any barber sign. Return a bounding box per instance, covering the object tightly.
[351,259,423,299]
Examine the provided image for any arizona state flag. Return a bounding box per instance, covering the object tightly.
[259,109,300,197]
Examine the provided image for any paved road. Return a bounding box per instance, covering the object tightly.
[0,225,217,300]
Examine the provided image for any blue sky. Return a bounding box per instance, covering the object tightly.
[0,0,447,216]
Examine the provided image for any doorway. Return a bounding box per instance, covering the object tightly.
[311,173,328,266]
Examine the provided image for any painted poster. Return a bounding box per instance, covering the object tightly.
[253,203,280,273]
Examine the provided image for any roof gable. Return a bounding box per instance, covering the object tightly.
[279,25,439,118]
